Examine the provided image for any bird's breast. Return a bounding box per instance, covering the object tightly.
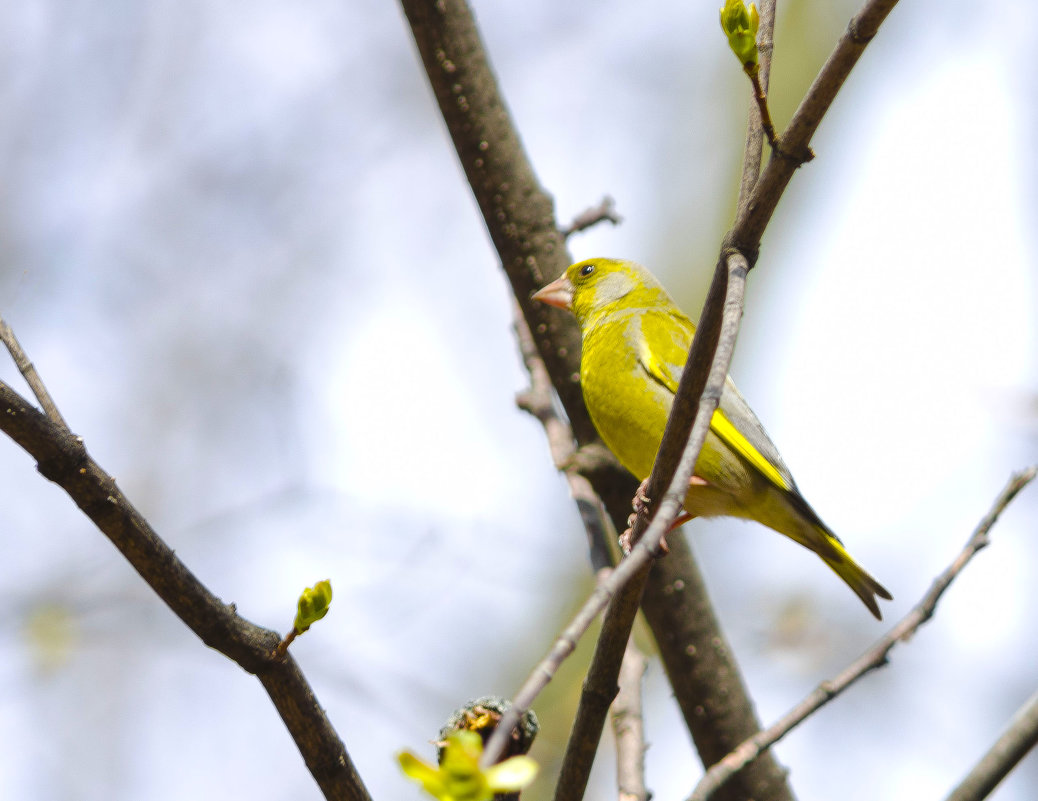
[580,322,672,480]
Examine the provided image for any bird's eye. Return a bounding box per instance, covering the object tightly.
[580,263,595,277]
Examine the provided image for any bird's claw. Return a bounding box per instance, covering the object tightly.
[619,479,671,555]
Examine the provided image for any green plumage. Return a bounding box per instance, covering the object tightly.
[534,258,891,618]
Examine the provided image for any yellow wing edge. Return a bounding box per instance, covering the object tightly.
[710,410,792,492]
[637,334,793,496]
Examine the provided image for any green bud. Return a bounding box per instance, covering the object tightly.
[720,0,760,69]
[294,579,332,633]
[398,730,538,801]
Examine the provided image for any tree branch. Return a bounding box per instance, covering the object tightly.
[401,0,904,797]
[514,305,614,574]
[736,0,776,213]
[687,466,1038,801]
[559,196,623,239]
[945,686,1038,801]
[732,0,901,256]
[1,314,69,428]
[398,0,589,445]
[0,377,370,801]
[611,643,649,801]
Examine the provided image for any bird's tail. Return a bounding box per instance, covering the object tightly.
[817,533,892,620]
[776,489,892,619]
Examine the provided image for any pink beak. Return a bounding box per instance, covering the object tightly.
[531,274,574,310]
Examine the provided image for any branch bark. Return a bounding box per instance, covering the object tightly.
[611,644,649,801]
[945,686,1038,801]
[732,0,901,255]
[515,305,614,574]
[0,377,370,801]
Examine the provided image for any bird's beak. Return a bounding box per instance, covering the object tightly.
[531,274,574,310]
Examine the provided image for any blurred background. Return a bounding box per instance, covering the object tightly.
[0,0,1035,799]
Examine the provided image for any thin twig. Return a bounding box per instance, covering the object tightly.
[0,379,371,801]
[514,305,614,573]
[273,628,298,660]
[559,196,623,239]
[733,0,901,255]
[551,557,654,801]
[0,315,70,429]
[736,0,777,214]
[747,69,781,156]
[612,643,649,801]
[482,520,658,769]
[686,466,1038,801]
[945,686,1038,801]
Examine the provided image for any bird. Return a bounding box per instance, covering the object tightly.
[532,257,891,619]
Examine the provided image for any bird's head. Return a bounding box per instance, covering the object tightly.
[532,258,665,328]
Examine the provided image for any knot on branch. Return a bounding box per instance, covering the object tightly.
[719,236,759,272]
[772,140,816,165]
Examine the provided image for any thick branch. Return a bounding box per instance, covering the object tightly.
[398,0,590,445]
[0,380,370,801]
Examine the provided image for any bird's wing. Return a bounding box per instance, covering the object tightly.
[715,378,796,493]
[634,309,694,394]
[635,309,797,495]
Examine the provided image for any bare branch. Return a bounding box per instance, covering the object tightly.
[945,686,1038,801]
[733,0,901,256]
[0,314,69,429]
[550,557,653,801]
[687,466,1038,801]
[515,305,614,574]
[0,377,370,801]
[612,644,649,801]
[398,0,592,445]
[736,0,776,213]
[560,196,623,239]
[483,523,653,770]
[747,70,787,160]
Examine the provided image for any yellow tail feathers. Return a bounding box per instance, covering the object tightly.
[819,536,893,620]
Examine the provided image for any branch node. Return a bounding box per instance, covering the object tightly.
[560,196,623,238]
[773,141,816,164]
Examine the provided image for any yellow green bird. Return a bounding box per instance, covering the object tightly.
[533,257,891,619]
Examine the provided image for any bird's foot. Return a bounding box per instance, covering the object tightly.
[620,480,672,555]
[620,479,696,555]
